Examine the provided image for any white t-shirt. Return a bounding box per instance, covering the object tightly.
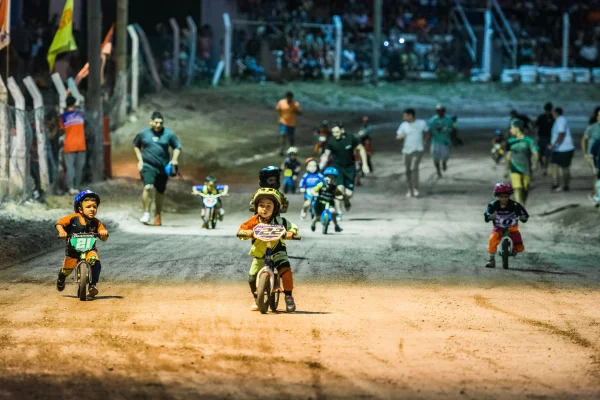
[397,119,427,154]
[551,115,575,152]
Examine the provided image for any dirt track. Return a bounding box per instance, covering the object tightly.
[1,128,600,399]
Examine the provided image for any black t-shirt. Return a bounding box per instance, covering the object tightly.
[484,199,529,229]
[535,113,555,139]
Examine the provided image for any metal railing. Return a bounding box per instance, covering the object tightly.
[490,0,517,68]
[451,3,477,62]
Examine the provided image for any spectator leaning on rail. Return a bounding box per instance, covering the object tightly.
[133,112,182,227]
[60,95,87,195]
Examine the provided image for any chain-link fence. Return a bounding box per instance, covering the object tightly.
[0,103,54,203]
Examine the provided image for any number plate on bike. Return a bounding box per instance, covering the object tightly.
[284,169,293,177]
[203,197,217,207]
[69,236,97,252]
[254,224,286,241]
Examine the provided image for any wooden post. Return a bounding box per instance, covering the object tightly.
[372,0,382,84]
[87,0,104,182]
[23,77,50,193]
[6,77,27,197]
[115,0,129,125]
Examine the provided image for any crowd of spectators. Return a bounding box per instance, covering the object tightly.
[495,0,600,67]
[234,0,459,81]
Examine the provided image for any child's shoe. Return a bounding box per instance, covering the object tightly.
[251,297,258,311]
[300,210,307,220]
[485,258,496,268]
[335,224,343,232]
[285,295,296,312]
[88,285,99,297]
[56,272,66,292]
[310,220,316,232]
[219,208,225,221]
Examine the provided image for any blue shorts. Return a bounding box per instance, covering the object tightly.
[279,124,296,136]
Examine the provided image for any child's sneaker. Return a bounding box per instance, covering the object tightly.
[485,258,496,268]
[140,212,151,224]
[88,285,99,297]
[285,295,296,312]
[300,210,307,220]
[56,273,66,292]
[250,302,259,311]
[335,225,343,232]
[310,220,316,232]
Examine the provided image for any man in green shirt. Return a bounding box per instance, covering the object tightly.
[505,119,539,205]
[426,104,455,178]
[582,109,600,197]
[133,112,182,226]
[319,121,369,215]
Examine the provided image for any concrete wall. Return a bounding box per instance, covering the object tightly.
[201,0,243,59]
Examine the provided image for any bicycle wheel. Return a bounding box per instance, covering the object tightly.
[269,274,280,312]
[322,213,330,234]
[256,273,271,314]
[501,239,510,269]
[77,261,89,301]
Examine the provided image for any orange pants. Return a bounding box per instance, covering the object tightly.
[488,226,524,254]
[61,251,99,275]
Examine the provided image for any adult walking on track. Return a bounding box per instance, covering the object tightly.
[133,112,182,226]
[549,107,575,192]
[582,108,600,198]
[276,91,302,156]
[396,109,426,198]
[427,104,454,179]
[533,102,555,175]
[60,95,87,195]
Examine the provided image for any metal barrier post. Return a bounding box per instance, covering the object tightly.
[51,73,67,113]
[562,13,570,68]
[127,24,140,111]
[6,77,27,196]
[169,18,181,88]
[0,77,8,199]
[223,13,232,82]
[333,15,343,83]
[67,77,85,110]
[23,77,50,193]
[186,16,198,87]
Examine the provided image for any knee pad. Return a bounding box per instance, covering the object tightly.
[61,267,74,277]
[345,188,353,197]
[143,184,154,192]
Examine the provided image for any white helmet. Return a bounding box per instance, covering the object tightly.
[287,146,298,155]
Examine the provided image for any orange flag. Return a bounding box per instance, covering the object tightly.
[75,25,114,85]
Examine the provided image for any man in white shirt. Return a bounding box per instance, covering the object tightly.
[549,107,575,192]
[397,108,427,197]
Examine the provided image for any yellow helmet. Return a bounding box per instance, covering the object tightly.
[252,188,282,213]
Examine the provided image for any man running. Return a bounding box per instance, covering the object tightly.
[319,121,369,216]
[427,104,454,179]
[276,91,302,156]
[133,111,182,226]
[505,119,539,205]
[533,102,555,175]
[549,107,575,192]
[396,108,426,198]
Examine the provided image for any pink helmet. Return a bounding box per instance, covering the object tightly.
[494,182,513,196]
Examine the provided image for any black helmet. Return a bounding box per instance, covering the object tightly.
[258,165,281,189]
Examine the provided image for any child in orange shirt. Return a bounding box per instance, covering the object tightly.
[238,188,299,312]
[55,190,108,297]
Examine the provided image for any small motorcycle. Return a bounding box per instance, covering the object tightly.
[237,224,301,314]
[282,169,297,194]
[67,233,100,301]
[195,192,228,229]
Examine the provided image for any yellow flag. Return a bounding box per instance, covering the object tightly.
[47,0,78,71]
